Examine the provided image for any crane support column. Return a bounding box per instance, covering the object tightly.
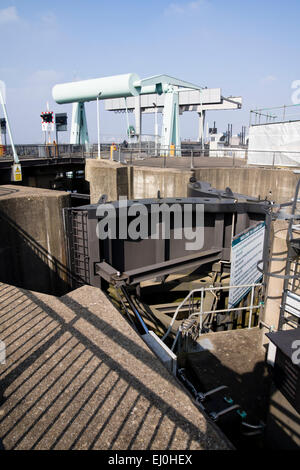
[70,102,89,146]
[198,110,206,150]
[160,87,180,156]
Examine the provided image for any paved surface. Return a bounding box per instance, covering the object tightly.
[126,155,247,169]
[100,152,246,168]
[0,282,229,450]
[1,151,246,170]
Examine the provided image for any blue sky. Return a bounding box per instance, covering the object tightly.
[0,0,299,143]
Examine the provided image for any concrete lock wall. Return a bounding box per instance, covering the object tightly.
[86,160,300,204]
[132,166,191,200]
[85,160,129,202]
[86,159,192,203]
[0,186,71,295]
[194,167,300,204]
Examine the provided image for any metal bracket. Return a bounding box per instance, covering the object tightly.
[196,385,228,403]
[209,404,241,421]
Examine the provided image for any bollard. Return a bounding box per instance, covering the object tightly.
[53,140,58,158]
[110,143,117,161]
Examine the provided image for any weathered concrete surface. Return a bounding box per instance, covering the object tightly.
[261,220,289,346]
[265,385,300,449]
[86,159,300,205]
[194,167,299,204]
[0,282,229,450]
[85,159,129,203]
[86,159,191,203]
[0,185,71,295]
[132,166,191,200]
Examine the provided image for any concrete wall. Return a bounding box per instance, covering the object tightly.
[194,167,299,204]
[0,185,71,295]
[86,160,300,205]
[132,166,191,200]
[86,159,191,203]
[85,159,129,203]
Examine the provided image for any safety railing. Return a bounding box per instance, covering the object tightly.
[1,143,89,159]
[161,283,263,347]
[247,148,300,168]
[93,144,248,168]
[91,145,300,169]
[99,145,300,169]
[2,143,300,170]
[250,103,300,126]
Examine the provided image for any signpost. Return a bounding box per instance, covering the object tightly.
[41,102,54,144]
[11,163,22,182]
[55,113,67,146]
[41,111,54,133]
[0,118,6,145]
[228,222,266,308]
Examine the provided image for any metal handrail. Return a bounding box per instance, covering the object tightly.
[162,282,262,343]
[3,143,300,164]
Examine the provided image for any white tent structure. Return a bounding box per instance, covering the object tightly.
[248,105,300,167]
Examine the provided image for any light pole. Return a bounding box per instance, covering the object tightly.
[153,102,158,156]
[97,93,101,159]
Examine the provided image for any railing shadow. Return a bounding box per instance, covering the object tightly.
[0,208,85,296]
[0,188,19,197]
[0,286,228,450]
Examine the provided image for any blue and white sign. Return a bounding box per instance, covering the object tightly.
[228,222,265,308]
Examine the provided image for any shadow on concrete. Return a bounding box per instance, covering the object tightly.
[0,209,84,296]
[180,345,273,448]
[265,393,300,449]
[0,279,280,449]
[0,286,231,450]
[0,188,19,198]
[264,246,288,302]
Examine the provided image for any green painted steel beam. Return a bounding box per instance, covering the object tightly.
[135,74,202,94]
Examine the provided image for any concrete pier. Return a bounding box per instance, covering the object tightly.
[0,282,229,450]
[0,186,71,295]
